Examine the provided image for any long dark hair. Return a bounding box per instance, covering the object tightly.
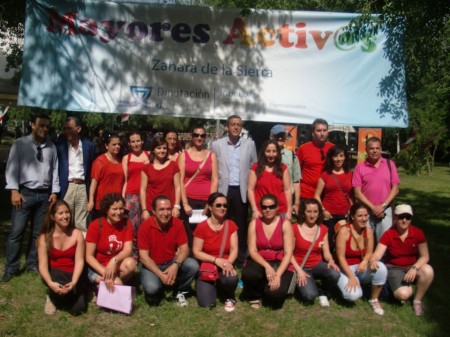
[323,145,350,174]
[149,136,169,163]
[40,200,74,253]
[256,139,283,178]
[298,198,324,225]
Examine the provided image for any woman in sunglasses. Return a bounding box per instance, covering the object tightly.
[178,125,218,247]
[241,194,294,309]
[248,139,292,221]
[140,136,181,221]
[88,131,124,219]
[370,204,434,316]
[192,192,238,311]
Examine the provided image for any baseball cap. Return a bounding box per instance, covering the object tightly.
[394,204,413,216]
[270,124,286,136]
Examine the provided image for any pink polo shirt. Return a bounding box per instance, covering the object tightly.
[352,158,400,205]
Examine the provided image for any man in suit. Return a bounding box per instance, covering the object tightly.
[57,116,96,234]
[211,115,257,266]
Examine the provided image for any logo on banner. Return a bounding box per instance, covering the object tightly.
[117,86,154,108]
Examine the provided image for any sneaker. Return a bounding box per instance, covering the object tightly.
[413,301,424,316]
[176,292,188,307]
[224,299,236,312]
[318,295,330,307]
[368,299,384,316]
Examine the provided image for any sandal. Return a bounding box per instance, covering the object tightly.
[45,295,57,315]
[249,300,261,309]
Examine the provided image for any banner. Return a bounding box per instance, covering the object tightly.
[357,128,382,163]
[19,0,408,127]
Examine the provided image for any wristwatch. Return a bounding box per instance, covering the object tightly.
[174,204,181,210]
[174,261,182,267]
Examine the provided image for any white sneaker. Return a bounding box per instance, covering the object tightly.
[318,296,330,307]
[176,292,188,307]
[369,299,384,315]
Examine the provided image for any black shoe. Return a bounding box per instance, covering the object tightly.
[25,267,39,274]
[1,272,18,283]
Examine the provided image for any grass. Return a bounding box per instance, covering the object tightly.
[1,166,449,337]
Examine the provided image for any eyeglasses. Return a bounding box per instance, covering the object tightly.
[261,204,277,210]
[36,146,42,161]
[397,214,412,220]
[214,203,228,209]
[192,133,207,139]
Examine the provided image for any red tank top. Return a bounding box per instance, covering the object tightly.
[125,152,149,194]
[345,225,367,265]
[184,151,213,201]
[255,217,284,262]
[49,243,77,273]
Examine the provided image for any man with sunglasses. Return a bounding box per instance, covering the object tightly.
[211,115,257,267]
[2,114,59,282]
[352,136,400,241]
[296,118,334,199]
[270,125,301,215]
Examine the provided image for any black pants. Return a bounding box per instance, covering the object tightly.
[241,259,293,309]
[226,186,249,265]
[181,198,207,249]
[47,268,87,316]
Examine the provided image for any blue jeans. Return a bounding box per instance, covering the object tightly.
[140,257,198,304]
[337,262,387,302]
[5,187,50,274]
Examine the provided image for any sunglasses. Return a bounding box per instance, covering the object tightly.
[214,203,228,208]
[397,214,412,220]
[36,146,42,161]
[261,204,277,210]
[192,133,207,139]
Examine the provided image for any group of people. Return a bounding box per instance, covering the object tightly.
[2,114,433,317]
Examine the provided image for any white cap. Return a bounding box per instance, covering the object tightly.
[394,204,413,216]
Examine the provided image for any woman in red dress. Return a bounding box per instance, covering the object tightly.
[87,131,124,219]
[140,136,181,221]
[248,140,292,221]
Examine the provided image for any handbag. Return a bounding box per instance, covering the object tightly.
[199,220,229,282]
[96,281,136,314]
[287,224,320,295]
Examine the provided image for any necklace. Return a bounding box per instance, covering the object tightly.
[209,219,223,234]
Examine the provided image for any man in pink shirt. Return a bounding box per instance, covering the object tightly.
[352,137,400,241]
[296,118,334,199]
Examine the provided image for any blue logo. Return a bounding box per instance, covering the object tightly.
[117,86,153,108]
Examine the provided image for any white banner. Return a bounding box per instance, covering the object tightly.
[19,0,408,127]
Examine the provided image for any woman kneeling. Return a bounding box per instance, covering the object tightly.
[335,203,387,315]
[371,204,434,316]
[86,193,136,293]
[38,200,87,315]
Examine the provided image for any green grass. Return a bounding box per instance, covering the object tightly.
[1,166,449,337]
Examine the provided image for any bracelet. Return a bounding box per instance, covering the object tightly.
[213,257,217,264]
[141,209,148,213]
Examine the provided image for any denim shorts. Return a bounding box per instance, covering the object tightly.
[87,267,101,283]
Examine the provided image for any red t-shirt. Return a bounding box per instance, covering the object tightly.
[49,244,77,273]
[86,217,133,266]
[142,161,180,211]
[379,225,426,268]
[193,219,238,260]
[251,163,288,213]
[293,224,327,269]
[137,216,188,265]
[320,171,353,215]
[125,152,149,195]
[296,141,334,198]
[91,154,124,210]
[184,151,213,201]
